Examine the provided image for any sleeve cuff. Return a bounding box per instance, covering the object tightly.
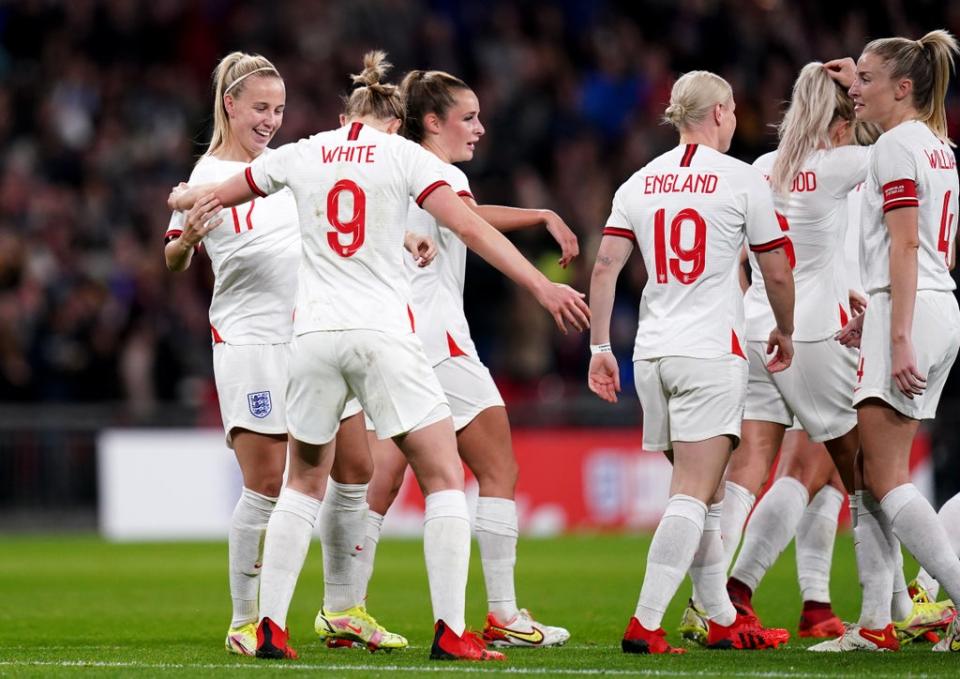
[416,180,450,207]
[602,226,637,242]
[245,166,268,198]
[750,236,789,253]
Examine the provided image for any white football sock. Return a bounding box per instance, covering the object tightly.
[891,543,913,621]
[475,496,520,622]
[319,479,368,612]
[731,477,808,592]
[855,490,896,629]
[720,481,756,572]
[689,502,736,626]
[635,495,706,630]
[228,487,277,627]
[796,485,843,603]
[258,488,322,629]
[882,483,960,607]
[423,489,471,636]
[916,492,960,599]
[355,510,384,602]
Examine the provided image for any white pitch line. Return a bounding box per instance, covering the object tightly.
[0,660,914,678]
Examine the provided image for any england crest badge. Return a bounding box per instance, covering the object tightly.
[248,391,272,418]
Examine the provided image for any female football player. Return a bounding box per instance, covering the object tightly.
[819,29,960,652]
[352,69,575,649]
[588,70,795,653]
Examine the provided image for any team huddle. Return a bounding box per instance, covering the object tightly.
[165,26,960,663]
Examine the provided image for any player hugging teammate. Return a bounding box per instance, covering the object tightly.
[166,27,960,663]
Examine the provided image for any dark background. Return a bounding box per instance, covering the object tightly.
[0,0,957,524]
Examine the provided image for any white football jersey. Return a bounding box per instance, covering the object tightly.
[845,182,865,295]
[247,122,448,336]
[745,146,870,341]
[405,163,477,365]
[604,143,787,361]
[165,152,300,345]
[860,120,958,294]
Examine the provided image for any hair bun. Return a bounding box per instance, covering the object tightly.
[351,50,393,88]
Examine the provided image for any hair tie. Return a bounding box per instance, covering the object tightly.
[225,67,276,94]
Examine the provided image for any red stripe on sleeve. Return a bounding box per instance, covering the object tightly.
[456,190,475,200]
[602,226,637,243]
[164,229,183,243]
[245,166,267,198]
[750,236,789,253]
[416,180,450,207]
[882,179,919,213]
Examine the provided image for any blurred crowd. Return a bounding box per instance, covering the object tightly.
[0,0,958,417]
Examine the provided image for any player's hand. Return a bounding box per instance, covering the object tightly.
[542,211,580,268]
[404,232,437,267]
[824,58,856,89]
[849,289,867,316]
[535,282,590,334]
[588,352,620,403]
[892,337,926,398]
[835,312,864,348]
[180,194,223,247]
[766,328,794,373]
[168,182,190,211]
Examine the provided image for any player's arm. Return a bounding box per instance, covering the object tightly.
[421,186,589,333]
[168,168,269,213]
[469,201,579,267]
[164,195,224,272]
[587,235,634,403]
[755,246,795,372]
[886,206,925,397]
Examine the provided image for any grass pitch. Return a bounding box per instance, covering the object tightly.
[0,533,955,677]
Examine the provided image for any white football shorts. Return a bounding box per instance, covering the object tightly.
[853,290,960,420]
[744,338,858,442]
[286,329,450,444]
[433,354,506,431]
[634,354,748,452]
[213,342,289,448]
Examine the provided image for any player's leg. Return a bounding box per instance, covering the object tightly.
[794,464,846,638]
[225,430,287,655]
[913,492,960,600]
[256,435,335,659]
[350,330,502,661]
[628,355,787,653]
[438,353,569,648]
[354,431,408,604]
[254,331,346,659]
[729,431,830,618]
[213,343,291,656]
[720,341,794,571]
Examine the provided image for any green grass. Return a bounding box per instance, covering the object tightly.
[0,533,954,677]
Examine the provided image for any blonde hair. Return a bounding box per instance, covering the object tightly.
[208,52,282,156]
[864,29,959,143]
[662,71,733,130]
[400,70,470,143]
[342,51,404,122]
[771,63,857,193]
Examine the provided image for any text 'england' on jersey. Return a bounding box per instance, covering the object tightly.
[605,144,784,361]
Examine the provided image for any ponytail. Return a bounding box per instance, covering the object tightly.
[342,51,405,123]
